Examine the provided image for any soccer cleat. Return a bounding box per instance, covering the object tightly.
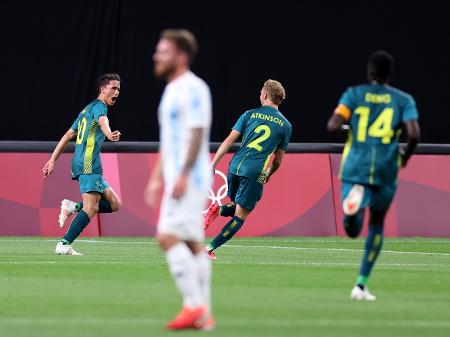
[58,199,77,228]
[55,242,83,256]
[205,247,217,260]
[203,203,220,230]
[200,314,216,331]
[166,305,206,330]
[350,285,376,301]
[343,184,364,216]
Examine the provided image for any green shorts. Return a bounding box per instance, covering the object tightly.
[227,174,263,212]
[341,181,396,212]
[76,174,110,194]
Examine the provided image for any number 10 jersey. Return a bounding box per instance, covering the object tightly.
[70,99,108,179]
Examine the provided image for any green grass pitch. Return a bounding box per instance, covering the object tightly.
[1,237,449,337]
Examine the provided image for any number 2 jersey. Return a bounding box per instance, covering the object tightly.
[70,99,108,179]
[228,105,292,183]
[335,83,419,186]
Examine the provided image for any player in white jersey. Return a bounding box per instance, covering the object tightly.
[144,29,214,331]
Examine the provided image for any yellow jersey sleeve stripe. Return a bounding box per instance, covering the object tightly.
[334,104,351,121]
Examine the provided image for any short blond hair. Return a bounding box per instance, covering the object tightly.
[160,29,198,63]
[263,79,286,105]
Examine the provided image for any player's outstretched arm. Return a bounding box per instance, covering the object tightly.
[211,130,241,170]
[42,128,76,179]
[99,116,121,142]
[400,120,421,167]
[264,148,285,184]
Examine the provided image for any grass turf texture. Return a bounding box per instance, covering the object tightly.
[1,237,449,337]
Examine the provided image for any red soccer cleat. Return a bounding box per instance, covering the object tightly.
[203,203,220,230]
[201,314,216,331]
[166,305,206,330]
[206,249,217,260]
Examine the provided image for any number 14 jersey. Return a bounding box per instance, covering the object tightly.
[335,83,419,186]
[228,105,292,183]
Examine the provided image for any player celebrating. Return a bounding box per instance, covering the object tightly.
[42,73,122,255]
[327,50,420,300]
[144,29,214,330]
[203,79,292,259]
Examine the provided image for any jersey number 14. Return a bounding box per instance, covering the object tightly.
[355,107,394,144]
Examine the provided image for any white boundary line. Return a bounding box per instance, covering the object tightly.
[1,317,449,328]
[1,239,450,256]
[0,261,449,268]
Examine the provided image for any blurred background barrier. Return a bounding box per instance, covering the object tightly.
[1,142,450,237]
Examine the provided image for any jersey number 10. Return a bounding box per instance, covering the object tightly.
[76,117,87,145]
[355,106,394,144]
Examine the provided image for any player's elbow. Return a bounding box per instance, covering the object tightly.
[407,122,421,144]
[327,119,340,134]
[410,129,421,143]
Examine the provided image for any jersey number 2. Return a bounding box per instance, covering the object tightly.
[247,125,271,151]
[355,107,394,144]
[76,117,87,144]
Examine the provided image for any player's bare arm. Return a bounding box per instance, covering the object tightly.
[99,115,121,141]
[144,152,162,208]
[264,148,285,184]
[211,130,241,169]
[327,113,348,134]
[42,128,77,179]
[172,127,204,199]
[400,120,421,167]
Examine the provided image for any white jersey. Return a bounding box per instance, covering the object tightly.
[158,71,212,189]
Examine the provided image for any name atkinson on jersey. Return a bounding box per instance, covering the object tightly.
[250,112,284,127]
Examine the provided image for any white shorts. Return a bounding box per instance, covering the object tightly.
[157,182,208,242]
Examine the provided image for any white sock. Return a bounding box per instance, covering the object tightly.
[194,251,212,314]
[165,242,202,308]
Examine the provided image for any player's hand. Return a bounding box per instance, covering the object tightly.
[263,168,272,184]
[144,178,162,208]
[399,148,408,168]
[42,160,55,179]
[108,130,121,142]
[172,172,188,199]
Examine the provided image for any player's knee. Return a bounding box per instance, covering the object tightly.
[156,234,180,251]
[84,204,99,216]
[111,197,122,212]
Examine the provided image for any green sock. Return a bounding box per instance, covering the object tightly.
[209,215,244,250]
[220,202,236,217]
[356,275,369,286]
[75,199,112,213]
[62,210,91,243]
[358,224,384,285]
[60,238,71,245]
